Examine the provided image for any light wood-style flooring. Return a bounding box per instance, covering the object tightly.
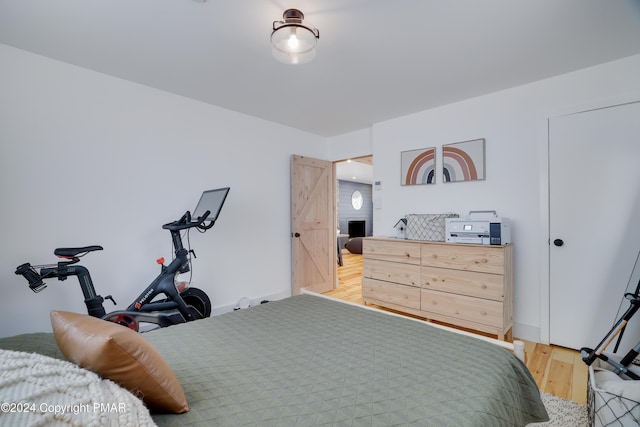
[325,251,588,405]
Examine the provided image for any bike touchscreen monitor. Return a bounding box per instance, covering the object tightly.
[192,187,230,222]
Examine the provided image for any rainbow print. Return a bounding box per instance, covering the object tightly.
[401,147,436,185]
[442,139,485,182]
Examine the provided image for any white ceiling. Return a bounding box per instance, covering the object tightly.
[1,0,640,138]
[336,158,373,184]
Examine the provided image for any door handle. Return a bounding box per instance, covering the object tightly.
[293,232,301,238]
[553,239,564,247]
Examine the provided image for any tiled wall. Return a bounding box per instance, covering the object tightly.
[337,180,373,237]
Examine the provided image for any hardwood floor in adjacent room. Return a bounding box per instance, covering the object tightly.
[325,251,588,405]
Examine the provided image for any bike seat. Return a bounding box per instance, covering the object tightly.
[54,245,103,258]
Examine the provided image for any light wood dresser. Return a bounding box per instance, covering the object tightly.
[362,237,513,341]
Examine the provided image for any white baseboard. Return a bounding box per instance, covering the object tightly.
[513,322,541,343]
[211,290,291,316]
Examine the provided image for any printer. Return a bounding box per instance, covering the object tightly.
[445,211,511,245]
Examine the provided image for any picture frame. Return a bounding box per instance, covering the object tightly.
[442,138,485,183]
[401,147,436,185]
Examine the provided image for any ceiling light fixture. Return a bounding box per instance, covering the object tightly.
[271,9,319,65]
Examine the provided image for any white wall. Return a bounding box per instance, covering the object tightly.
[3,43,640,343]
[370,54,640,342]
[0,44,327,337]
[327,128,372,162]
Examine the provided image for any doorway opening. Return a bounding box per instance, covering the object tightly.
[334,155,372,297]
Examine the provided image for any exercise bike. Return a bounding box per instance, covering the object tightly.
[15,187,230,332]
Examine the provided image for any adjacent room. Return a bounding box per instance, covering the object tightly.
[2,1,640,425]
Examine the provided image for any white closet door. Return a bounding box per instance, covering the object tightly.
[549,101,640,351]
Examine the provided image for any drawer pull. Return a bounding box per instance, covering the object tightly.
[481,311,487,316]
[481,284,487,289]
[431,300,437,305]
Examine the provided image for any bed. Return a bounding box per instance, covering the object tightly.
[0,293,548,426]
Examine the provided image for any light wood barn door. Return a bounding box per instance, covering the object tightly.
[291,155,336,295]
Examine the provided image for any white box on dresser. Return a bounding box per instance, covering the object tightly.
[362,237,513,341]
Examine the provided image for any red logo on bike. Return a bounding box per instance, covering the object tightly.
[134,302,141,310]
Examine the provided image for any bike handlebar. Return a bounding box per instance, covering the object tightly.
[15,263,47,292]
[162,210,212,231]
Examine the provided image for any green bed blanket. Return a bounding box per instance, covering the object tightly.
[0,294,548,426]
[146,294,547,426]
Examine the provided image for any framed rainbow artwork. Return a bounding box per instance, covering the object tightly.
[401,147,436,185]
[442,138,485,183]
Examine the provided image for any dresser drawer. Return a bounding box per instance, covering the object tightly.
[421,266,504,301]
[421,289,503,328]
[421,243,504,274]
[363,278,421,310]
[363,238,421,265]
[364,259,420,287]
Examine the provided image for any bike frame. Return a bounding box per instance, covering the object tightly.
[107,227,201,327]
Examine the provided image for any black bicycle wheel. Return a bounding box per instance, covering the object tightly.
[180,287,212,318]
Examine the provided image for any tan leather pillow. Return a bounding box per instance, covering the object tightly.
[50,310,189,413]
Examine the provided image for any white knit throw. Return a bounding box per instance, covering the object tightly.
[0,349,157,427]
